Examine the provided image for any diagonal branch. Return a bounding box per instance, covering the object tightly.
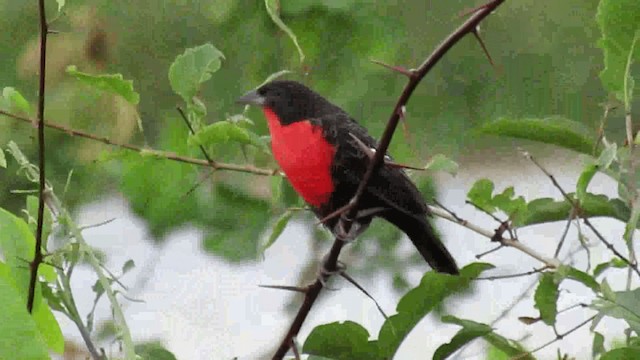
[27,0,49,314]
[271,1,506,358]
[0,109,277,176]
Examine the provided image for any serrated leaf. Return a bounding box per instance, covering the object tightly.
[477,117,594,154]
[2,87,30,113]
[596,0,640,99]
[66,65,140,104]
[593,332,606,358]
[0,148,6,168]
[376,263,494,358]
[303,321,380,360]
[265,0,305,63]
[534,272,559,326]
[424,154,458,176]
[433,316,492,360]
[466,179,495,212]
[261,210,292,253]
[168,43,225,102]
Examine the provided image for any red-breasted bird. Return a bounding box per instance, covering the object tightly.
[237,80,459,274]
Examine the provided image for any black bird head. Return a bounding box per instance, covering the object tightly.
[236,80,342,125]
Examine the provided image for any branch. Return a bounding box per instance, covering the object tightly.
[0,110,277,176]
[26,0,49,314]
[429,205,561,268]
[271,1,506,358]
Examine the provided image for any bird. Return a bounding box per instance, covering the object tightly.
[237,80,459,274]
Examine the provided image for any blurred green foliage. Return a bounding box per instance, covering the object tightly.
[0,0,627,282]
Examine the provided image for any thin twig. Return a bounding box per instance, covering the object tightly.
[27,0,49,314]
[553,208,576,258]
[429,205,561,268]
[476,266,548,281]
[511,315,596,360]
[525,152,640,278]
[0,109,277,176]
[340,272,389,320]
[271,2,506,358]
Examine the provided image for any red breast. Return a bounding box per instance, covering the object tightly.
[263,107,335,207]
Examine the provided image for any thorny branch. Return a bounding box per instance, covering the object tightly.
[271,1,506,358]
[26,0,49,314]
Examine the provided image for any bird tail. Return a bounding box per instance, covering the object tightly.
[383,211,459,275]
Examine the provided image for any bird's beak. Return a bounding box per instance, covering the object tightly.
[236,89,265,106]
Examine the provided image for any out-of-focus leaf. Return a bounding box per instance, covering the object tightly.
[591,287,640,335]
[2,87,30,114]
[577,164,598,203]
[594,258,628,277]
[477,117,594,154]
[600,347,640,360]
[592,331,606,358]
[596,0,640,98]
[188,121,263,149]
[303,321,381,360]
[265,0,305,63]
[168,43,225,102]
[0,271,50,360]
[135,342,178,360]
[0,148,6,168]
[424,154,458,176]
[66,65,140,104]
[261,210,292,253]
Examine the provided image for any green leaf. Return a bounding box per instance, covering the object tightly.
[2,87,30,113]
[261,210,292,253]
[32,296,64,354]
[55,0,65,12]
[439,316,532,359]
[577,164,598,203]
[122,259,135,274]
[434,316,492,360]
[66,65,140,104]
[0,148,6,168]
[593,331,606,358]
[265,0,305,63]
[486,344,511,360]
[424,154,458,176]
[135,342,178,360]
[594,258,628,277]
[557,265,599,292]
[0,271,50,360]
[303,321,381,360]
[477,117,594,154]
[521,194,630,227]
[596,0,640,99]
[188,121,257,148]
[600,347,640,360]
[466,179,495,213]
[168,43,225,102]
[376,263,494,358]
[534,272,559,326]
[591,288,640,335]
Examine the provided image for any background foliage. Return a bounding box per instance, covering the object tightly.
[0,0,639,359]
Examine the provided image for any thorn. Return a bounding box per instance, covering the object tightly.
[370,59,414,78]
[472,28,495,68]
[459,1,493,17]
[259,284,308,293]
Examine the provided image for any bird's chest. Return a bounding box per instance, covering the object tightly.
[264,109,336,207]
